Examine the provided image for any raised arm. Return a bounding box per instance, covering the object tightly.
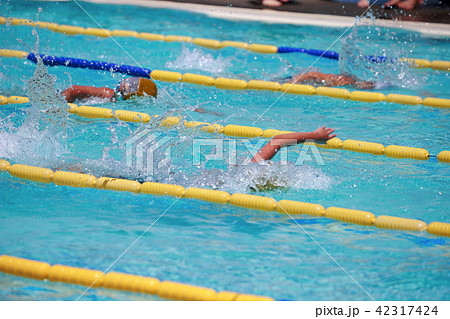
[251,126,336,163]
[62,85,115,103]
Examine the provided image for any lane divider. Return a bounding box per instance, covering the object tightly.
[0,95,30,104]
[1,50,450,108]
[66,105,450,163]
[2,16,449,71]
[2,97,448,163]
[1,159,449,238]
[2,96,449,163]
[0,255,273,301]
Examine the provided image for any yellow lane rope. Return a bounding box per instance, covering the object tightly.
[1,16,449,71]
[0,255,273,301]
[2,96,449,163]
[1,49,450,108]
[1,160,449,238]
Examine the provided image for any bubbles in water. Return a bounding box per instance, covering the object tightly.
[166,47,232,74]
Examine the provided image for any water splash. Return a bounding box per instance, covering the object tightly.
[0,117,68,166]
[26,29,68,120]
[63,119,333,194]
[339,23,427,89]
[192,160,332,193]
[166,47,232,74]
[0,25,69,166]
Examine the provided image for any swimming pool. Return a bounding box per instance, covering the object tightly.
[0,0,449,301]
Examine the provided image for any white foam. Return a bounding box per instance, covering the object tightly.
[166,47,232,74]
[186,159,333,194]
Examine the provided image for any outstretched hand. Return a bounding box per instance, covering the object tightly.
[313,126,336,140]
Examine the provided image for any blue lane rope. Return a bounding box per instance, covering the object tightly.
[27,50,391,79]
[0,14,431,65]
[277,46,339,60]
[27,53,152,78]
[277,46,308,54]
[25,51,394,84]
[277,47,391,63]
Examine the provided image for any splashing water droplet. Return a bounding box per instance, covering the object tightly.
[339,23,427,90]
[166,47,232,74]
[0,27,69,166]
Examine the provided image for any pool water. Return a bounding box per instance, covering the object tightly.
[0,1,449,301]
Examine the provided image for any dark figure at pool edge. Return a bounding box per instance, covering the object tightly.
[62,77,157,102]
[290,71,374,90]
[251,126,336,163]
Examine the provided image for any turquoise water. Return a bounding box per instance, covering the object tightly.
[0,1,449,301]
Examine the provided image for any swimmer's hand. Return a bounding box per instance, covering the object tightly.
[312,126,336,140]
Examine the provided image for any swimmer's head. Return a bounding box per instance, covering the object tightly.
[248,181,286,192]
[118,77,157,100]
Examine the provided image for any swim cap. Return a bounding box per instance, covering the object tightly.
[118,77,157,100]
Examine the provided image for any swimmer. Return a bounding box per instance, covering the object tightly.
[62,77,214,115]
[290,71,374,90]
[62,77,157,103]
[251,126,336,163]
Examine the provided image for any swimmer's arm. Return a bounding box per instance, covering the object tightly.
[194,107,224,117]
[62,85,115,103]
[328,75,356,86]
[291,72,363,87]
[290,71,331,84]
[251,126,336,163]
